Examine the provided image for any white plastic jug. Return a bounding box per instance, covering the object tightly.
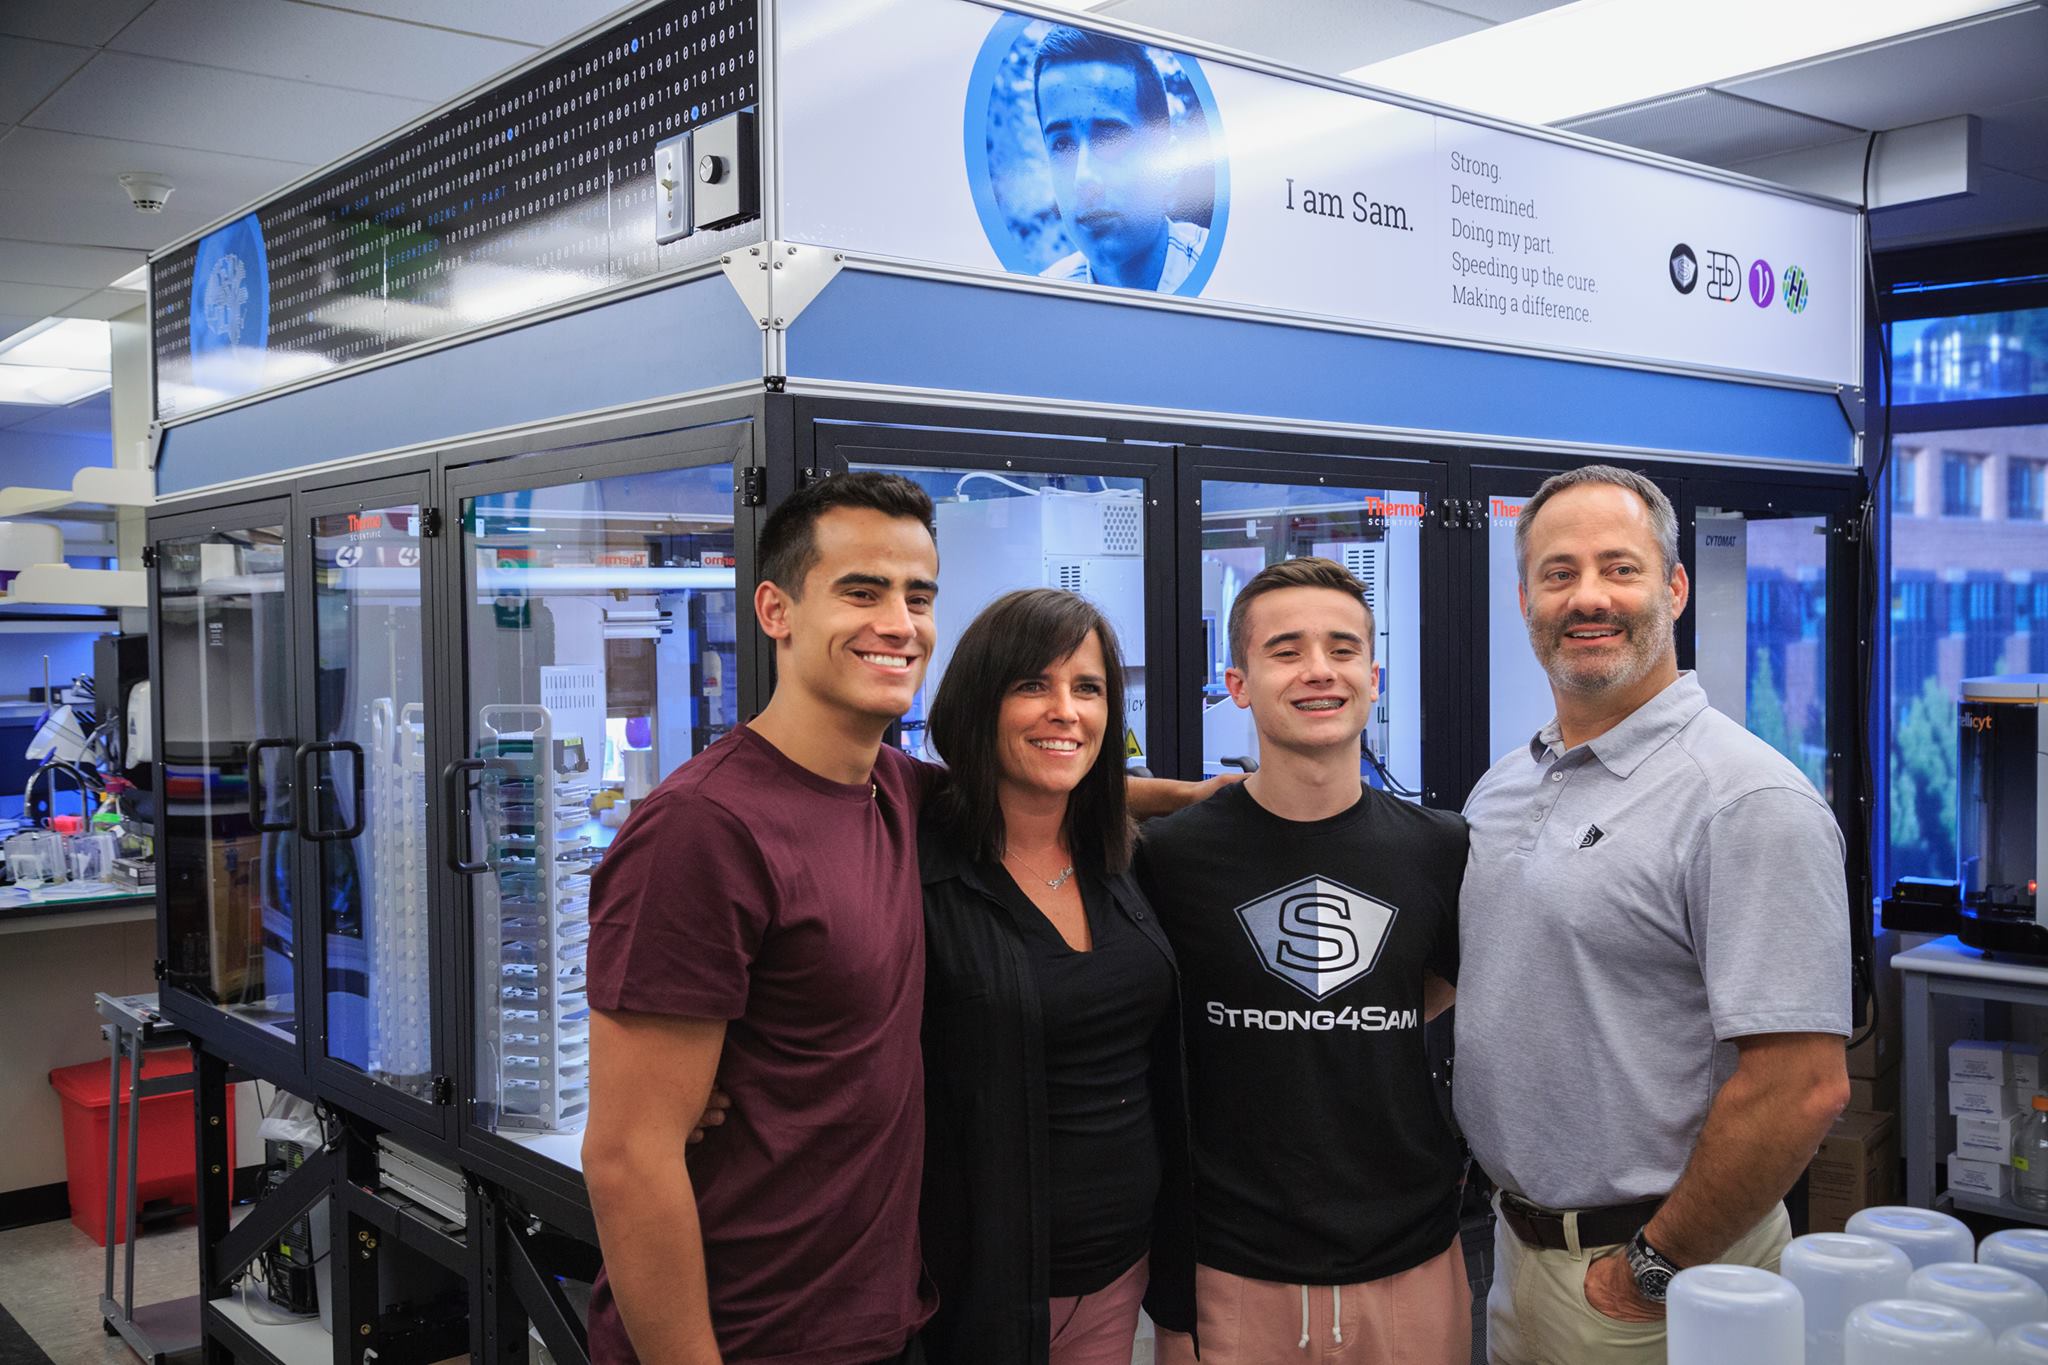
[1909,1263,2048,1341]
[1783,1233,1916,1365]
[1845,1299,1993,1364]
[1848,1208,1979,1270]
[1666,1264,1803,1365]
[1985,1232,2048,1299]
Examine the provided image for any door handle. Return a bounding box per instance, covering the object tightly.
[442,758,489,875]
[246,738,296,832]
[294,740,366,843]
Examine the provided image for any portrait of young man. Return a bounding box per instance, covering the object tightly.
[1031,25,1210,294]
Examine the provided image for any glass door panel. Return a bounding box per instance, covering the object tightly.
[851,462,1151,768]
[159,524,297,1039]
[1195,479,1425,795]
[1485,493,1556,757]
[460,463,737,1169]
[309,502,433,1102]
[1693,507,1833,801]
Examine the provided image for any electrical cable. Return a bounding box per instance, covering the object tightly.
[1846,129,1895,1053]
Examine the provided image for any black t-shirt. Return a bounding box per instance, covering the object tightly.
[989,866,1171,1297]
[1137,782,1466,1286]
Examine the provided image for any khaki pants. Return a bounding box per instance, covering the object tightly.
[1157,1241,1471,1365]
[1485,1200,1792,1365]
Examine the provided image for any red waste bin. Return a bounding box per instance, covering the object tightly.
[48,1051,236,1246]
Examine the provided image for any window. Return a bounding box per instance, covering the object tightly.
[1892,307,2048,404]
[2011,459,2048,521]
[1941,452,1984,518]
[1893,447,1919,515]
[1889,424,2048,881]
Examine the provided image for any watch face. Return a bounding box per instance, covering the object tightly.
[1636,1265,1673,1301]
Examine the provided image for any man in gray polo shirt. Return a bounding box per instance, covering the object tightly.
[1457,466,1852,1364]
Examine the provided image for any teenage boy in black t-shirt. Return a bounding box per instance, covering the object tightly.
[1142,556,1469,1365]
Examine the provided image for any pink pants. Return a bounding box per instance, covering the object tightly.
[1156,1241,1471,1365]
[1047,1255,1150,1365]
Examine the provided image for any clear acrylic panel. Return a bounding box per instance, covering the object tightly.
[1487,494,1556,757]
[159,527,296,1037]
[1195,480,1423,795]
[464,464,737,1167]
[311,504,433,1100]
[852,463,1150,768]
[1694,509,1831,800]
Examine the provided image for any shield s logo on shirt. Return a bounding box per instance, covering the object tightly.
[1234,875,1398,1001]
[1575,822,1606,849]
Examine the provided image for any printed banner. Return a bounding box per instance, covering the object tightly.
[777,0,1862,388]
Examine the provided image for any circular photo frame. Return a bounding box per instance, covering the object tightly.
[964,15,1228,298]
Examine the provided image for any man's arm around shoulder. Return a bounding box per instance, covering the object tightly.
[585,1009,729,1364]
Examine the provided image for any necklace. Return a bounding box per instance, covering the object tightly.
[1005,848,1075,892]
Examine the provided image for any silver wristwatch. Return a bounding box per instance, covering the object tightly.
[1624,1228,1680,1304]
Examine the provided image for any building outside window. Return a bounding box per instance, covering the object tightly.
[2012,458,2048,521]
[1894,447,1920,515]
[1941,451,1984,517]
[1891,424,2048,881]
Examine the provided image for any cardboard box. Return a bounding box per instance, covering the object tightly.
[1949,1152,2014,1200]
[1958,1112,2022,1165]
[1953,1038,2012,1083]
[1951,1080,2026,1119]
[1848,1065,1899,1115]
[1809,1109,1899,1233]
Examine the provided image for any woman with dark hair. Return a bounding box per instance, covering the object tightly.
[917,587,1188,1365]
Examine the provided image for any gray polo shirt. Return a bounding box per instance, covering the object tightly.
[1454,671,1851,1210]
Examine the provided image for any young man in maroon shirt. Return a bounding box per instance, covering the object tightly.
[585,473,946,1365]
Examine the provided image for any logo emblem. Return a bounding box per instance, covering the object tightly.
[202,253,250,344]
[1782,265,1809,314]
[1576,823,1606,850]
[1705,251,1741,302]
[1748,259,1776,308]
[1234,875,1397,1001]
[1668,244,1698,295]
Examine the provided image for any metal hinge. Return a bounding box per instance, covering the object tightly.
[432,1075,454,1106]
[420,508,443,539]
[740,468,766,507]
[153,959,166,981]
[140,545,158,569]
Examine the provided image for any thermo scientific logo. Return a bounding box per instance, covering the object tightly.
[1668,244,1698,295]
[1782,265,1810,314]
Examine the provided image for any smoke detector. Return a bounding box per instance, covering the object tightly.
[118,174,174,214]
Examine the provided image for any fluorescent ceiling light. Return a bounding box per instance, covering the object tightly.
[109,265,147,292]
[1349,0,2025,126]
[0,365,111,406]
[0,319,112,373]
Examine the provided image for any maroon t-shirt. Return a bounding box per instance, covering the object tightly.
[585,726,937,1365]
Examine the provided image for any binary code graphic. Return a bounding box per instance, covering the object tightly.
[152,0,759,418]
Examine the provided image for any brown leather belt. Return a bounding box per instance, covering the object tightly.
[1498,1190,1664,1252]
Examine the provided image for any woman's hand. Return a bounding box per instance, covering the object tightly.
[687,1087,732,1146]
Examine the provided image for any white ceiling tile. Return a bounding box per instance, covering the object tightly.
[0,0,155,47]
[0,281,93,316]
[57,288,148,320]
[112,0,533,101]
[25,49,430,164]
[0,127,311,251]
[1720,7,2048,133]
[1101,0,1490,73]
[1981,93,2048,175]
[7,391,112,439]
[1423,0,1571,22]
[296,0,631,47]
[0,38,93,125]
[0,241,145,290]
[1564,89,1862,166]
[0,321,45,356]
[1868,166,2048,248]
